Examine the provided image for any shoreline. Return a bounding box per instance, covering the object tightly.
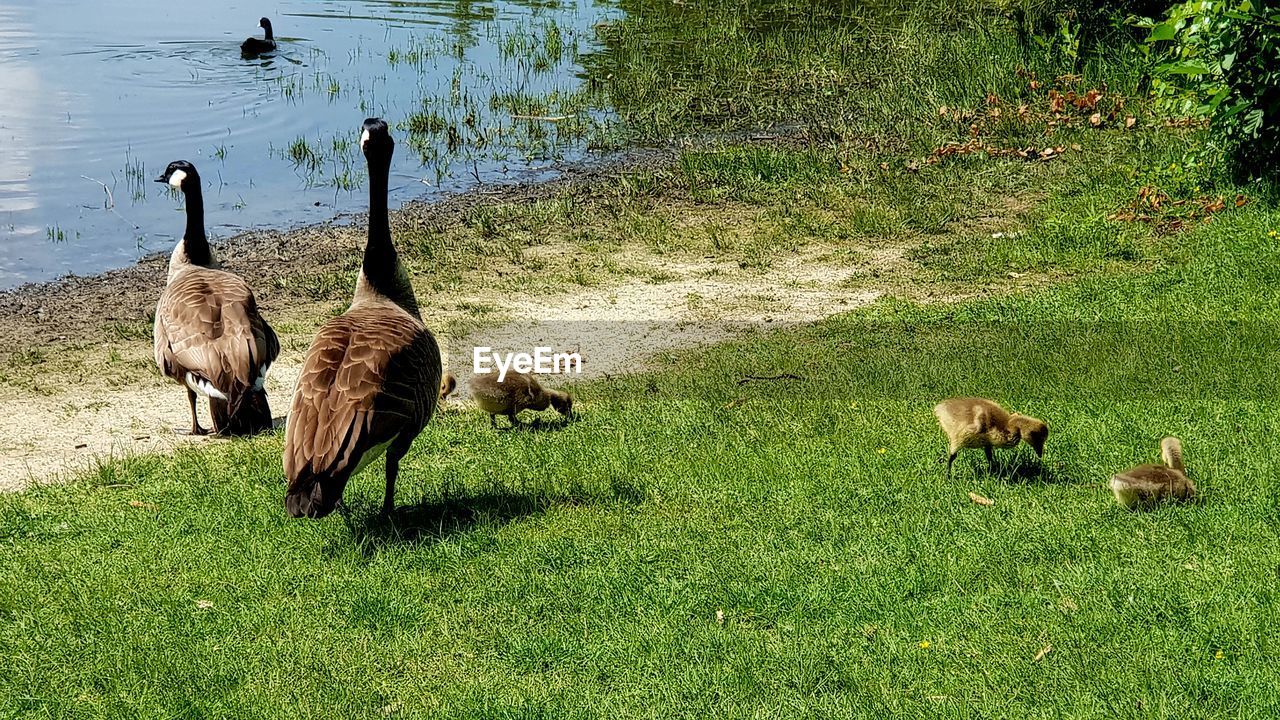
[0,144,675,356]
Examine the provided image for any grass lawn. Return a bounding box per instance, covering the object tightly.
[3,1,1280,717]
[3,199,1277,717]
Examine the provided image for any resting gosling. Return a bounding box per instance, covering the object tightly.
[934,397,1048,477]
[439,372,458,401]
[1111,437,1196,510]
[469,371,571,428]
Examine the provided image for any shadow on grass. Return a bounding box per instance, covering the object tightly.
[491,413,578,433]
[998,460,1072,485]
[341,476,643,555]
[950,453,1075,485]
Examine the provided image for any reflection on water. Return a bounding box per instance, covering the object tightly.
[0,0,617,288]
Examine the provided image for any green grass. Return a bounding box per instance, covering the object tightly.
[5,1,1280,716]
[2,199,1279,717]
[586,0,1148,149]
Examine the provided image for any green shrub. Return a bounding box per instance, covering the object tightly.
[1142,1,1280,181]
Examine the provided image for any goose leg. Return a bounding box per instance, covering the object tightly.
[507,411,521,429]
[382,447,404,516]
[984,446,995,473]
[490,414,497,429]
[187,389,209,436]
[946,451,957,479]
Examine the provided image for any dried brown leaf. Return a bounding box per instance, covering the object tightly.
[968,492,994,507]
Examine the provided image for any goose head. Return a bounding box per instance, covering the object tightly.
[360,117,394,162]
[285,477,345,519]
[549,390,573,417]
[259,17,273,37]
[1011,413,1049,457]
[155,160,198,192]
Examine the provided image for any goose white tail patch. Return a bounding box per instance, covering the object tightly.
[253,363,271,391]
[168,169,188,188]
[185,373,228,400]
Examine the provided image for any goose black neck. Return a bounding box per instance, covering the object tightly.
[181,178,212,266]
[362,154,417,315]
[263,20,274,40]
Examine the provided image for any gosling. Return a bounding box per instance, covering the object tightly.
[469,371,572,428]
[934,397,1048,477]
[1110,437,1196,510]
[439,372,458,401]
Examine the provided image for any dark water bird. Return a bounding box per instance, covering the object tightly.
[1111,437,1196,509]
[469,371,572,428]
[240,17,276,55]
[933,397,1048,477]
[284,119,442,519]
[153,161,279,437]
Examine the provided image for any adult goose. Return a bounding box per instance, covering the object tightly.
[241,17,276,55]
[153,160,279,437]
[284,119,442,519]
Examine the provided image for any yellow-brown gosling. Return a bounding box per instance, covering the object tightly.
[469,371,572,428]
[1111,437,1196,510]
[153,160,279,437]
[283,119,441,519]
[933,397,1048,477]
[439,371,458,401]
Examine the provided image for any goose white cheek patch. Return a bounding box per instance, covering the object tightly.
[168,169,187,188]
[359,129,371,152]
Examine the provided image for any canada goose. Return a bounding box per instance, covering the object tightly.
[283,119,441,519]
[240,17,276,55]
[469,371,572,428]
[439,371,457,401]
[933,397,1048,477]
[1111,437,1196,509]
[153,160,279,437]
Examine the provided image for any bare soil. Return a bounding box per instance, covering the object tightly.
[0,146,959,491]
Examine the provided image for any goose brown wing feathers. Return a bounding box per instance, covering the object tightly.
[284,305,440,484]
[154,267,278,396]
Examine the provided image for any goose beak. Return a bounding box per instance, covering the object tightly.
[153,174,166,183]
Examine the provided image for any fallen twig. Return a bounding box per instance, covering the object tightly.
[81,175,116,210]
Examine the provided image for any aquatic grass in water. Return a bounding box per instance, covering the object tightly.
[0,0,619,288]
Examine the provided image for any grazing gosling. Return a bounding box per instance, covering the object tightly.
[439,372,458,401]
[469,371,572,428]
[933,397,1048,477]
[1111,437,1196,510]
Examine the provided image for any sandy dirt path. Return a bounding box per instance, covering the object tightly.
[0,254,883,491]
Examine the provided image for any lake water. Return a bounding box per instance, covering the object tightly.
[0,0,617,289]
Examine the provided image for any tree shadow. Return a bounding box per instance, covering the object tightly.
[341,476,643,556]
